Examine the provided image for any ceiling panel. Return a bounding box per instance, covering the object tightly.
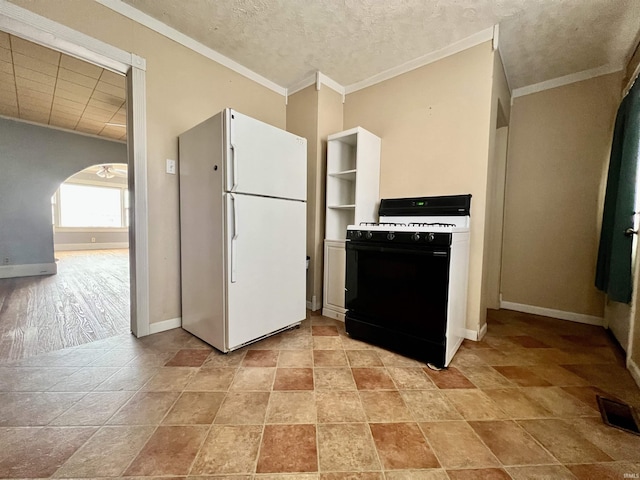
[0,34,126,141]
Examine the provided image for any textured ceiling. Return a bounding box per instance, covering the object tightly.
[0,33,126,140]
[121,0,640,90]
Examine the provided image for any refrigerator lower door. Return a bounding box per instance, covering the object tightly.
[225,193,306,350]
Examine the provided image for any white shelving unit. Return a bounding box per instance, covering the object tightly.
[323,126,381,320]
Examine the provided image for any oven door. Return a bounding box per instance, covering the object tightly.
[345,241,450,342]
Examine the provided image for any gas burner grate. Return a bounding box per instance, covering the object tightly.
[359,222,407,227]
[408,222,456,228]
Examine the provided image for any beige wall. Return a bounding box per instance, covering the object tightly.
[343,42,495,333]
[10,0,286,324]
[482,52,512,312]
[501,72,622,318]
[286,86,319,305]
[286,84,343,309]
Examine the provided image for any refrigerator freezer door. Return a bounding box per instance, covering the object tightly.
[227,109,307,201]
[225,192,306,349]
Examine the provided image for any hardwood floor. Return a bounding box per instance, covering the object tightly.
[0,249,130,362]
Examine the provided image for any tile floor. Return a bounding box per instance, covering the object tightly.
[0,309,639,479]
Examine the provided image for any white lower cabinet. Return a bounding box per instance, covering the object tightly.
[322,240,346,321]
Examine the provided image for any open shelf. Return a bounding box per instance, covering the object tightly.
[328,169,356,181]
[328,204,355,210]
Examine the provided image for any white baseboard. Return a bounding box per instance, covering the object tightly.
[148,317,182,334]
[322,307,345,322]
[55,242,129,251]
[0,262,57,279]
[306,296,321,312]
[628,356,640,389]
[500,300,605,327]
[464,322,487,341]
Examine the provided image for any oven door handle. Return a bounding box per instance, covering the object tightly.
[346,243,450,256]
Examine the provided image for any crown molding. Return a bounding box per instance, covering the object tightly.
[286,72,346,102]
[344,26,495,94]
[94,0,286,96]
[512,63,624,99]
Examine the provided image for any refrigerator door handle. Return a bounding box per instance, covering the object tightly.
[230,143,238,191]
[230,193,238,283]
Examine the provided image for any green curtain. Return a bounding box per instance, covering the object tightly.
[596,79,640,303]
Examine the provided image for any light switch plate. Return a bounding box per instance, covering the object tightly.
[166,159,176,175]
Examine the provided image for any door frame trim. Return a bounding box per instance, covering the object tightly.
[0,0,150,336]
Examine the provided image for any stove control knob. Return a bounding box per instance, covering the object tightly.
[355,231,362,239]
[365,231,373,240]
[411,233,420,241]
[427,232,435,242]
[387,233,395,241]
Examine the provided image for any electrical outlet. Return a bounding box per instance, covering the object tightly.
[91,237,96,243]
[3,257,9,265]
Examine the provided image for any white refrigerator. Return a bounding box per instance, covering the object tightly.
[179,108,307,352]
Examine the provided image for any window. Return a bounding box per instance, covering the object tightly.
[54,183,128,228]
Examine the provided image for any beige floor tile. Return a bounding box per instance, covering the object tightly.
[50,391,134,425]
[400,390,463,421]
[202,349,247,367]
[469,420,558,465]
[266,391,316,423]
[386,367,436,390]
[518,418,613,463]
[505,464,578,479]
[383,471,448,480]
[141,367,198,391]
[215,391,270,424]
[0,366,77,392]
[229,367,276,391]
[420,421,500,469]
[94,365,159,391]
[162,391,225,424]
[107,391,179,425]
[569,416,640,461]
[313,337,344,350]
[0,426,96,477]
[359,391,412,422]
[46,366,119,391]
[185,367,236,391]
[316,391,366,423]
[314,367,357,390]
[446,468,511,479]
[317,423,380,471]
[190,425,262,475]
[345,350,383,367]
[273,367,314,390]
[456,366,515,388]
[444,389,508,420]
[483,388,553,418]
[0,392,84,426]
[279,350,313,367]
[320,473,384,480]
[53,425,154,477]
[519,386,599,417]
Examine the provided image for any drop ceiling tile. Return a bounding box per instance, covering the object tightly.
[53,97,85,113]
[54,87,91,105]
[16,87,53,102]
[50,117,78,130]
[0,88,17,102]
[0,59,13,76]
[76,121,103,134]
[58,67,98,89]
[99,69,125,88]
[87,97,119,113]
[0,70,15,86]
[91,90,125,107]
[0,83,16,98]
[10,35,60,65]
[0,104,18,117]
[82,110,112,122]
[100,125,127,138]
[14,65,56,87]
[0,46,11,63]
[20,108,50,123]
[95,80,125,98]
[85,104,116,117]
[0,32,9,49]
[55,78,93,99]
[60,54,102,79]
[110,114,126,126]
[19,97,52,113]
[50,110,80,123]
[12,52,59,77]
[14,77,54,95]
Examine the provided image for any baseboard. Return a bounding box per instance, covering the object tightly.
[500,300,605,327]
[306,296,321,312]
[464,322,487,341]
[322,307,345,322]
[148,317,182,335]
[628,356,640,389]
[55,242,129,251]
[0,262,57,279]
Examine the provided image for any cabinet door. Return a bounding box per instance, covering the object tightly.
[324,240,346,310]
